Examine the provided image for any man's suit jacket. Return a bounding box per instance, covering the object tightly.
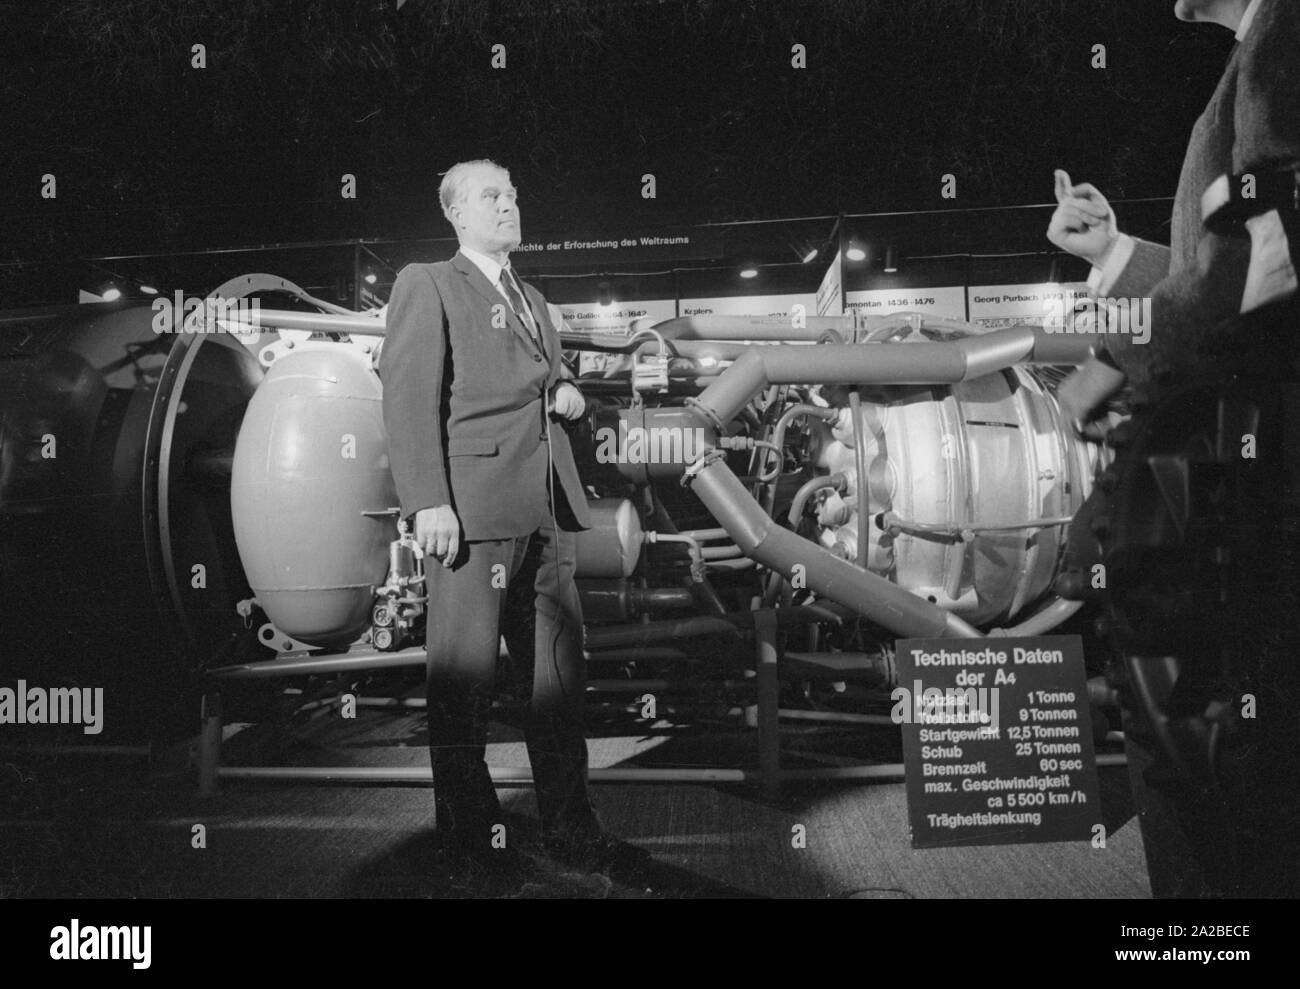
[379,251,592,541]
[1097,0,1300,387]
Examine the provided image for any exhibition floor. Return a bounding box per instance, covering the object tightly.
[0,708,1149,899]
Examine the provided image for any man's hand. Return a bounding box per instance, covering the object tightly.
[1056,356,1128,442]
[547,380,585,420]
[1047,169,1119,267]
[414,505,461,568]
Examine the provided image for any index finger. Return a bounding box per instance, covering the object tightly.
[1070,182,1107,207]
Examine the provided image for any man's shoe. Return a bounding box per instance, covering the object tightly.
[434,829,537,882]
[543,827,650,876]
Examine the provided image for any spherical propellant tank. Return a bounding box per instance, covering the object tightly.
[229,342,397,647]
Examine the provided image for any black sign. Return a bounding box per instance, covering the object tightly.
[510,227,725,268]
[895,635,1102,849]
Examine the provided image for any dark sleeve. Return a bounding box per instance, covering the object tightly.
[1235,0,1300,175]
[380,264,451,518]
[1103,8,1300,386]
[1105,232,1252,389]
[1108,239,1173,298]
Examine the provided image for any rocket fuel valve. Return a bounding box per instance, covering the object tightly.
[363,508,427,651]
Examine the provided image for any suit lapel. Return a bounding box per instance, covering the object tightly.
[450,251,540,354]
[519,280,555,365]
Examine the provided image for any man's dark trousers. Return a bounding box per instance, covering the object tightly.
[424,516,594,841]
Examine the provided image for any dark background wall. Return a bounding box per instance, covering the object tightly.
[0,0,1231,303]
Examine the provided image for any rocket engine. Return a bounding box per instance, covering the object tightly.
[0,279,1109,739]
[222,305,1107,674]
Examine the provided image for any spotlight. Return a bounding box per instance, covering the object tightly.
[363,272,378,285]
[100,285,122,302]
[739,267,758,279]
[801,247,820,264]
[845,245,866,262]
[598,281,614,307]
[138,284,158,295]
[883,247,899,273]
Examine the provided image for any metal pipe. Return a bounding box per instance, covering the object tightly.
[215,756,1125,785]
[994,597,1084,637]
[647,492,732,617]
[0,744,152,756]
[575,339,756,361]
[586,679,753,692]
[638,587,696,609]
[700,545,742,560]
[680,528,730,541]
[215,765,752,784]
[645,531,710,587]
[759,403,840,481]
[224,310,1103,370]
[777,709,899,726]
[777,764,906,781]
[688,457,982,638]
[584,604,840,650]
[694,328,1103,427]
[585,616,740,649]
[208,645,426,679]
[198,693,222,799]
[881,510,1075,539]
[633,314,844,341]
[788,473,843,527]
[756,610,781,799]
[849,390,870,569]
[584,648,691,663]
[219,308,386,335]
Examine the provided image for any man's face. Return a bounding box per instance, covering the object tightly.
[449,164,521,255]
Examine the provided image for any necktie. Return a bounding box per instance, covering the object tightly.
[500,266,541,348]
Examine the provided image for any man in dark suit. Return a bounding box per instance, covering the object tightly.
[379,159,610,872]
[1046,0,1300,897]
[1048,0,1298,420]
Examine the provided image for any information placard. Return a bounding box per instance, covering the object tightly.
[816,250,843,316]
[966,282,1090,329]
[846,286,966,320]
[679,293,817,318]
[895,635,1102,849]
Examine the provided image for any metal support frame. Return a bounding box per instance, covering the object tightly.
[754,610,781,799]
[195,616,1126,798]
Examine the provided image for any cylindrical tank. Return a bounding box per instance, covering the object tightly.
[574,498,645,578]
[230,344,396,646]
